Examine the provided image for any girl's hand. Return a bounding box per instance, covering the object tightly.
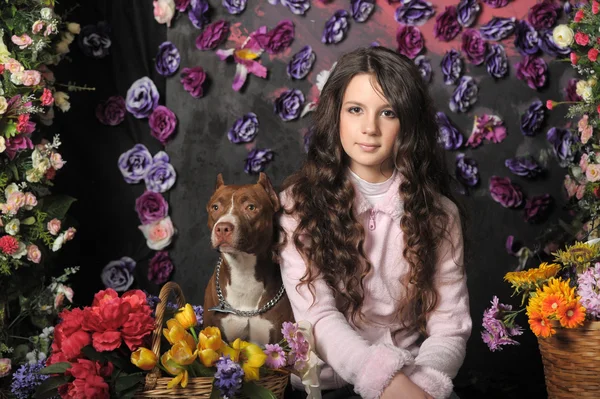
[380,372,434,399]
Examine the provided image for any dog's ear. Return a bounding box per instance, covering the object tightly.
[257,172,280,212]
[215,173,225,190]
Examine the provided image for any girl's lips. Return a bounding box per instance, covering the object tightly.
[358,143,379,152]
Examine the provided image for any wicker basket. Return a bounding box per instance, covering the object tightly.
[537,320,600,398]
[135,281,290,398]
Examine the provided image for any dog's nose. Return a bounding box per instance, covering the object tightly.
[215,222,234,239]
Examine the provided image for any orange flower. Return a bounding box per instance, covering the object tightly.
[528,311,556,338]
[557,300,586,329]
[541,294,566,317]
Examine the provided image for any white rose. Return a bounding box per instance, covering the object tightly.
[67,23,81,34]
[11,242,27,259]
[0,97,7,114]
[40,7,53,20]
[0,37,10,63]
[153,0,175,27]
[26,169,42,183]
[0,137,5,154]
[138,216,176,250]
[553,24,574,48]
[5,183,19,197]
[52,232,65,252]
[36,158,51,174]
[54,92,70,112]
[5,219,20,236]
[576,80,593,102]
[55,40,70,55]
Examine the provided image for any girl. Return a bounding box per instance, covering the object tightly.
[278,46,471,399]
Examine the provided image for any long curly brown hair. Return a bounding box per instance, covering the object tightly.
[279,46,465,335]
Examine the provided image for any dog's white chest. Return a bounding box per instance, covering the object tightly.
[221,315,274,346]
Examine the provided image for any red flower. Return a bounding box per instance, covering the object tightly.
[575,31,590,46]
[40,88,54,106]
[45,167,56,180]
[62,359,113,399]
[0,65,4,74]
[121,312,155,351]
[0,235,19,255]
[594,0,600,14]
[589,48,599,62]
[598,104,600,115]
[91,331,122,352]
[575,9,585,22]
[571,52,579,64]
[594,186,600,198]
[61,330,92,360]
[121,290,150,312]
[92,288,119,308]
[546,100,555,110]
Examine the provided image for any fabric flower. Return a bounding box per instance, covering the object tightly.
[449,76,478,113]
[189,0,210,30]
[155,42,181,77]
[139,216,176,250]
[394,0,435,26]
[482,0,508,8]
[228,113,259,143]
[153,0,176,27]
[539,30,571,57]
[396,25,424,59]
[263,20,295,54]
[223,0,247,14]
[145,152,177,193]
[180,67,207,98]
[264,344,287,368]
[436,112,463,150]
[516,55,547,90]
[96,96,126,126]
[351,0,375,22]
[415,55,432,83]
[485,43,508,79]
[101,257,136,292]
[457,0,480,27]
[244,148,274,174]
[441,49,463,85]
[461,29,487,65]
[126,77,160,119]
[149,105,178,145]
[564,78,582,102]
[456,153,479,187]
[520,100,545,136]
[216,27,267,91]
[489,176,524,208]
[322,10,350,44]
[287,45,316,80]
[547,127,575,168]
[514,20,540,55]
[214,356,244,398]
[269,0,311,15]
[176,0,191,12]
[118,144,153,184]
[195,20,230,50]
[528,0,561,30]
[136,191,169,224]
[148,251,174,285]
[274,89,304,121]
[505,156,543,178]
[78,22,111,58]
[467,114,506,147]
[434,6,461,42]
[480,17,515,41]
[524,194,553,223]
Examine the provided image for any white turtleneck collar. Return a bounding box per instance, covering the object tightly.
[347,168,396,206]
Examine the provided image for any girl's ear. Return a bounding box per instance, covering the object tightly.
[257,172,280,212]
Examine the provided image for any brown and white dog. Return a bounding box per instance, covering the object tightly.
[203,172,293,346]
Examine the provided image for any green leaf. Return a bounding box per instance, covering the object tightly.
[9,163,18,180]
[191,361,216,377]
[38,362,72,375]
[4,122,17,138]
[81,345,134,372]
[115,372,145,393]
[241,381,278,399]
[41,195,77,220]
[81,345,108,362]
[34,375,70,399]
[21,216,36,225]
[209,383,221,399]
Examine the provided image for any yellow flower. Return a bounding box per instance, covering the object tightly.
[163,319,196,349]
[541,278,577,302]
[169,340,198,366]
[504,262,560,291]
[0,38,10,63]
[199,326,223,351]
[557,300,586,329]
[174,304,198,329]
[554,242,600,272]
[130,347,158,371]
[198,348,221,367]
[161,351,181,376]
[222,338,267,381]
[167,370,189,389]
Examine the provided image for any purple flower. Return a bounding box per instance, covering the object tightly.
[485,43,508,79]
[457,0,480,27]
[577,264,600,318]
[461,29,487,65]
[155,42,180,77]
[264,20,295,54]
[101,256,136,292]
[564,1,573,14]
[176,0,191,12]
[274,89,304,121]
[136,191,169,225]
[244,148,274,174]
[180,67,207,98]
[148,251,174,285]
[10,359,49,399]
[118,144,153,184]
[126,77,160,119]
[214,356,244,397]
[322,10,350,44]
[415,55,432,83]
[228,112,259,143]
[395,0,435,26]
[195,20,230,50]
[481,296,523,352]
[287,45,316,80]
[489,176,524,208]
[78,22,111,59]
[520,100,545,136]
[270,0,311,15]
[547,127,575,168]
[482,0,509,8]
[189,0,210,30]
[449,76,478,113]
[223,0,247,14]
[480,17,515,41]
[524,194,553,223]
[193,305,204,325]
[456,153,479,187]
[505,156,543,178]
[351,0,375,22]
[434,6,461,42]
[436,112,463,150]
[441,49,463,85]
[149,105,178,145]
[539,30,570,57]
[514,20,540,55]
[96,95,126,126]
[467,114,506,147]
[516,55,547,90]
[528,0,560,30]
[265,343,287,368]
[564,78,583,102]
[396,25,424,59]
[145,152,177,192]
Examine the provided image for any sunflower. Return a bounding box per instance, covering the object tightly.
[557,300,587,329]
[504,262,561,292]
[528,311,556,338]
[553,242,600,271]
[541,278,577,302]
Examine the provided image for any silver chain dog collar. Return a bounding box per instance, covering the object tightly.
[208,257,286,317]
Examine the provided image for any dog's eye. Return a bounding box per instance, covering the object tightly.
[211,204,219,211]
[247,204,256,211]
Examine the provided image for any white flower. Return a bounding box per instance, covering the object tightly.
[40,7,53,20]
[0,37,10,63]
[0,137,6,154]
[0,97,7,114]
[40,327,54,340]
[553,24,574,48]
[55,40,70,55]
[11,242,27,259]
[5,183,20,197]
[52,232,66,252]
[153,0,176,27]
[315,62,337,93]
[54,91,70,112]
[67,23,81,34]
[5,219,19,236]
[576,80,593,102]
[26,169,42,183]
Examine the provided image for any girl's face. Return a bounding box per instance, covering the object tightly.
[339,73,400,183]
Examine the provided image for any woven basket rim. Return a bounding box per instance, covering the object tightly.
[547,319,600,331]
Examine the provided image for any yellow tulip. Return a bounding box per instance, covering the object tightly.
[222,338,267,381]
[130,347,158,371]
[169,340,198,366]
[198,348,220,367]
[199,326,223,351]
[174,304,198,329]
[163,319,196,348]
[167,370,189,389]
[161,352,181,376]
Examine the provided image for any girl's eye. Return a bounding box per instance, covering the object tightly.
[247,204,256,211]
[212,204,219,211]
[348,106,362,114]
[382,110,396,118]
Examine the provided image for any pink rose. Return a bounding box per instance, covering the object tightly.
[64,227,76,241]
[23,193,37,210]
[0,358,11,377]
[32,20,44,34]
[41,88,54,106]
[27,244,41,263]
[44,24,56,36]
[581,125,593,144]
[586,164,600,182]
[47,218,61,235]
[153,0,175,27]
[21,70,41,86]
[5,58,24,74]
[51,152,65,169]
[576,184,586,200]
[580,153,590,173]
[11,34,33,49]
[138,216,175,250]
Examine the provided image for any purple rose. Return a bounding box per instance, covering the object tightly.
[273,0,310,15]
[457,0,480,27]
[396,25,424,59]
[461,29,487,65]
[148,251,174,285]
[274,89,305,121]
[485,43,508,79]
[441,49,463,85]
[514,20,540,55]
[265,20,295,54]
[145,152,177,193]
[520,100,545,136]
[101,257,135,292]
[136,191,169,224]
[434,6,461,42]
[223,0,247,14]
[480,17,515,41]
[78,22,111,59]
[415,55,432,83]
[228,112,259,143]
[516,55,547,90]
[118,144,153,184]
[176,0,191,12]
[189,0,210,30]
[244,148,274,174]
[322,10,350,44]
[528,0,560,30]
[456,153,479,187]
[149,105,178,145]
[351,0,375,22]
[524,194,553,223]
[395,0,435,26]
[287,45,316,80]
[489,176,524,208]
[180,67,207,98]
[539,30,570,57]
[96,95,126,126]
[155,42,181,77]
[565,78,583,102]
[436,112,464,150]
[5,135,33,160]
[547,127,575,168]
[482,0,509,8]
[449,76,478,113]
[564,1,572,14]
[126,77,159,119]
[195,20,230,50]
[505,156,543,178]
